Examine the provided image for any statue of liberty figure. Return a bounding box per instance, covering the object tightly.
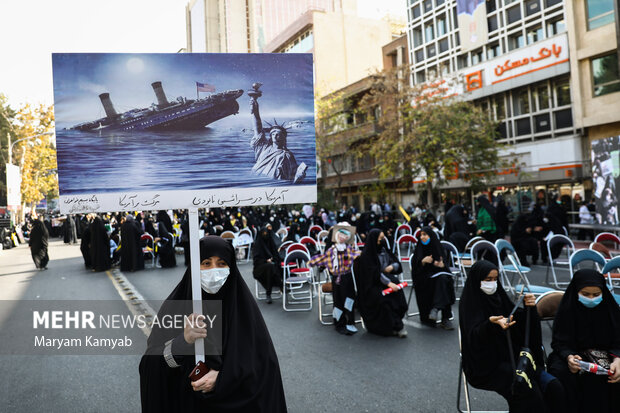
[248,83,307,184]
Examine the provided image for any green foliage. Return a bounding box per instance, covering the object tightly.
[358,68,509,207]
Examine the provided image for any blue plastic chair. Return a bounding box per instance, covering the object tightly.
[601,256,620,305]
[568,249,606,278]
[495,239,531,274]
[545,234,575,289]
[506,252,556,296]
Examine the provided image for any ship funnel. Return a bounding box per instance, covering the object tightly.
[98,93,118,119]
[151,81,169,107]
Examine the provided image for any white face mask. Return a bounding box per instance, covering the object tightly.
[200,268,230,294]
[480,280,498,295]
[335,243,347,252]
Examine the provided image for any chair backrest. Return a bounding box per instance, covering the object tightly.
[441,240,460,268]
[495,238,516,255]
[284,250,311,266]
[299,236,317,247]
[590,242,612,259]
[535,291,564,320]
[141,233,153,241]
[214,225,223,232]
[397,234,417,245]
[594,232,620,247]
[602,255,620,274]
[569,249,606,274]
[465,236,484,252]
[413,228,421,240]
[317,230,329,241]
[286,243,310,255]
[308,225,323,237]
[471,240,499,266]
[278,240,293,253]
[396,224,412,235]
[548,234,574,250]
[220,231,236,240]
[276,228,288,240]
[239,228,252,238]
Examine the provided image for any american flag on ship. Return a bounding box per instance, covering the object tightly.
[196,81,216,93]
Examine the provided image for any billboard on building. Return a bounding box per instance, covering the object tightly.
[591,137,620,225]
[5,163,21,207]
[52,53,316,214]
[456,0,488,52]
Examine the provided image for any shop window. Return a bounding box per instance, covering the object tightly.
[554,108,573,129]
[554,79,571,106]
[534,113,551,132]
[587,0,615,30]
[546,18,565,36]
[506,5,521,24]
[525,0,540,16]
[526,25,543,44]
[592,53,620,97]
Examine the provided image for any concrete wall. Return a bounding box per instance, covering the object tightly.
[313,12,395,95]
[565,0,620,130]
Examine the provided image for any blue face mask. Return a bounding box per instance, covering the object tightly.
[578,293,603,308]
[421,238,430,245]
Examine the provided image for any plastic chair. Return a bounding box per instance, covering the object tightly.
[535,290,565,366]
[505,252,556,297]
[141,233,155,267]
[470,240,500,267]
[495,239,532,291]
[220,231,236,240]
[276,227,288,242]
[441,240,466,288]
[457,328,509,413]
[590,242,612,260]
[282,250,313,311]
[307,224,323,239]
[568,249,606,278]
[299,236,318,253]
[459,236,484,269]
[317,230,329,253]
[393,224,412,251]
[545,234,575,289]
[600,257,620,303]
[395,234,417,265]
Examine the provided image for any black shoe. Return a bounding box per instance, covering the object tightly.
[336,325,349,335]
[266,295,273,304]
[440,319,455,330]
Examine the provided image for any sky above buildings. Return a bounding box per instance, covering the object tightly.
[0,0,406,108]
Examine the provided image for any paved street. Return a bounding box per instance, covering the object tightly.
[0,239,565,412]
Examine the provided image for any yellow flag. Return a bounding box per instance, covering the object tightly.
[399,205,410,222]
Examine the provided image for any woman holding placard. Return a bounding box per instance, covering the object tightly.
[139,235,287,412]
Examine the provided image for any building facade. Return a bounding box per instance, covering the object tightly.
[403,0,619,218]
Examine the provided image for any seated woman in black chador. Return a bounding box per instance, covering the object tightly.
[353,228,408,337]
[139,236,287,412]
[547,269,620,413]
[155,210,176,268]
[459,260,566,413]
[411,226,455,329]
[252,225,283,304]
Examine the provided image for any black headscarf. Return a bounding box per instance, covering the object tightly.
[444,205,470,239]
[284,222,300,243]
[120,216,144,272]
[252,225,281,264]
[459,260,542,387]
[156,210,173,234]
[551,269,620,360]
[29,218,49,254]
[477,195,497,222]
[140,236,287,412]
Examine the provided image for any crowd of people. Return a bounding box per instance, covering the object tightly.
[6,194,619,412]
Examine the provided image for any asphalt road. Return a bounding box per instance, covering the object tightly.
[0,239,566,412]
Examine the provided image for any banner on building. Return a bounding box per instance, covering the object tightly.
[456,0,488,52]
[591,137,620,225]
[52,53,317,214]
[6,163,21,207]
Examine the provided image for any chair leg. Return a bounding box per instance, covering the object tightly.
[406,285,419,317]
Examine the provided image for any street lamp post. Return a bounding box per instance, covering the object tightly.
[7,131,54,165]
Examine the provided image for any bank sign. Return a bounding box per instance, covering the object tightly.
[425,33,569,98]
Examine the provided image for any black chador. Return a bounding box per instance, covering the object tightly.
[139,236,287,412]
[90,217,111,272]
[353,229,407,336]
[156,211,176,268]
[548,270,620,413]
[29,218,49,269]
[120,215,144,272]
